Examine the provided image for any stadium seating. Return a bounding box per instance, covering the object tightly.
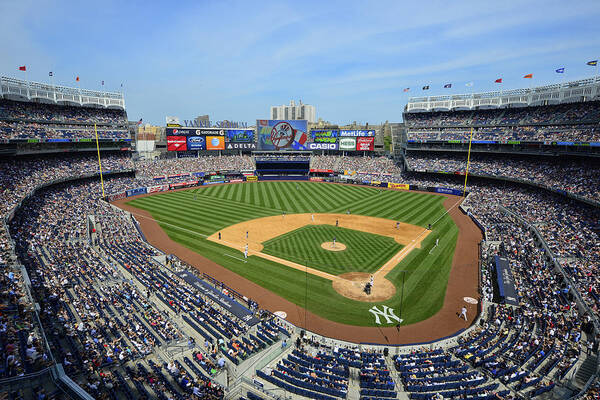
[0,99,128,140]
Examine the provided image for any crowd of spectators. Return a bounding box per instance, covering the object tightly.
[0,99,128,140]
[405,101,600,142]
[311,155,403,176]
[405,102,600,128]
[136,155,254,177]
[405,152,600,203]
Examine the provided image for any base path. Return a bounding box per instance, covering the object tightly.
[113,183,482,345]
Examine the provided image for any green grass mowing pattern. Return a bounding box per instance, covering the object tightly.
[261,225,404,275]
[125,181,459,327]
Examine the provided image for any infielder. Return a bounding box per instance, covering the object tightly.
[332,236,336,248]
[244,243,249,259]
[246,231,249,239]
[311,214,315,222]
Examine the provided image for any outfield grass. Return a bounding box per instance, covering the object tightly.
[262,225,404,275]
[126,181,458,327]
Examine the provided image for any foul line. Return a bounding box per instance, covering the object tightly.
[224,254,247,263]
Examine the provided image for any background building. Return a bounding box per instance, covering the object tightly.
[270,100,316,123]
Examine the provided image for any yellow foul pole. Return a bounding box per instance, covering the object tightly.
[94,123,106,198]
[462,127,474,197]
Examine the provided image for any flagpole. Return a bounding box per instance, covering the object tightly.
[462,127,474,197]
[94,123,106,198]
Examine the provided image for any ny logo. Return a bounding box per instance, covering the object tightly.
[368,305,403,325]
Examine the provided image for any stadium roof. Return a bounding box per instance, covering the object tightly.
[406,77,600,113]
[0,76,126,110]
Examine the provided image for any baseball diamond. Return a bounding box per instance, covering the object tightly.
[118,181,479,334]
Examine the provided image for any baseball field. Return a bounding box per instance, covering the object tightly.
[122,181,463,329]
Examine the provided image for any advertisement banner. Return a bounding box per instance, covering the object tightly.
[126,187,147,197]
[206,136,225,150]
[153,176,166,180]
[370,180,381,186]
[309,177,324,182]
[169,181,198,189]
[167,136,187,151]
[310,169,334,173]
[226,129,255,143]
[186,136,206,150]
[356,137,374,151]
[107,192,126,202]
[340,129,375,137]
[229,179,243,183]
[147,184,170,193]
[434,187,463,196]
[225,142,257,150]
[256,120,309,150]
[311,129,339,143]
[166,128,225,136]
[308,142,338,150]
[339,137,356,150]
[388,182,409,190]
[246,176,258,182]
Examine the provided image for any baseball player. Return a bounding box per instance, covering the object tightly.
[335,219,339,227]
[460,306,468,321]
[370,274,374,287]
[333,236,336,248]
[244,243,248,259]
[246,231,249,239]
[311,214,315,222]
[395,221,400,229]
[436,238,439,247]
[218,232,221,240]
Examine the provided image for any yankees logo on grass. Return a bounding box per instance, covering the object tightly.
[368,305,403,325]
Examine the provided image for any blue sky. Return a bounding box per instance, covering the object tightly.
[1,0,599,125]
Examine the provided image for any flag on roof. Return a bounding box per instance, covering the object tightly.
[465,82,473,87]
[444,83,452,88]
[523,73,533,78]
[495,78,502,83]
[403,88,410,92]
[587,60,598,66]
[18,66,26,71]
[555,68,565,73]
[76,76,80,82]
[101,80,104,86]
[422,85,429,90]
[49,71,53,77]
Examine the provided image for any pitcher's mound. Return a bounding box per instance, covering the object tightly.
[332,272,396,302]
[321,242,346,251]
